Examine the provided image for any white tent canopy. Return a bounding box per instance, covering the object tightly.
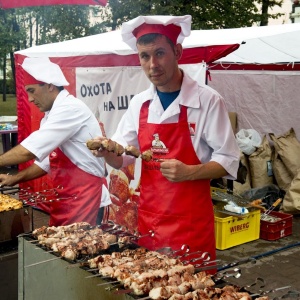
[16,23,300,65]
[215,23,300,64]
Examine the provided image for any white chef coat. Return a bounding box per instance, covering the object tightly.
[112,71,240,180]
[100,184,111,208]
[21,89,105,178]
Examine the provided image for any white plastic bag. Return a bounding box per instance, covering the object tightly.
[236,129,262,155]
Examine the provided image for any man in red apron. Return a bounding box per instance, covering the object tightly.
[0,57,106,226]
[91,16,240,264]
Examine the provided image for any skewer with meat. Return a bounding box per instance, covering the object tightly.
[101,138,116,152]
[87,248,147,269]
[37,228,88,245]
[87,138,153,161]
[49,235,111,260]
[86,248,221,297]
[114,143,125,156]
[32,221,91,238]
[125,145,153,162]
[114,264,195,296]
[85,246,269,300]
[32,223,120,260]
[117,262,195,295]
[148,284,254,300]
[86,138,124,155]
[124,145,141,157]
[140,149,153,162]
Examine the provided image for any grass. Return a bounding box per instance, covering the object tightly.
[0,94,17,116]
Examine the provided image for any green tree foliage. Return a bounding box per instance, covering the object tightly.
[103,0,283,30]
[0,5,106,97]
[0,9,27,99]
[13,5,106,46]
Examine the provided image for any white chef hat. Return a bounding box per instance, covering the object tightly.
[21,57,69,86]
[121,15,192,51]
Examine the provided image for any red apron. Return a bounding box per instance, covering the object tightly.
[49,148,104,226]
[137,100,216,262]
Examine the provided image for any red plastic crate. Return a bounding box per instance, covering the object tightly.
[260,211,293,241]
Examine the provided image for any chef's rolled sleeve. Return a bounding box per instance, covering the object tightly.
[34,157,50,173]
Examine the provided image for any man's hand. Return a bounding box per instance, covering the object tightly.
[160,159,228,182]
[88,137,123,169]
[160,159,193,182]
[0,174,17,187]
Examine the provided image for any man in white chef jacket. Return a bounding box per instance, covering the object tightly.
[0,57,107,226]
[90,15,240,267]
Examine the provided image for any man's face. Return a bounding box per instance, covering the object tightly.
[137,35,182,92]
[25,84,55,112]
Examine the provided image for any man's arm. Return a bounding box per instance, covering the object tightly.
[89,137,123,169]
[92,148,123,169]
[160,159,227,182]
[0,145,36,167]
[0,163,47,186]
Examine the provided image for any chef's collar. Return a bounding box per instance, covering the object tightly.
[121,15,191,51]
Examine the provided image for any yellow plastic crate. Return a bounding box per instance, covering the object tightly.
[214,209,260,250]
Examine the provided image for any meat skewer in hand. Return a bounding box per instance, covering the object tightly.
[86,138,119,154]
[87,138,152,161]
[125,145,153,162]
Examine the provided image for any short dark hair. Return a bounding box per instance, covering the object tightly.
[39,83,64,91]
[137,33,176,50]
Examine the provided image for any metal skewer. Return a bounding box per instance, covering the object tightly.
[137,230,155,239]
[85,273,102,279]
[25,256,62,268]
[213,267,242,281]
[86,268,99,272]
[181,251,210,262]
[96,280,119,286]
[251,285,292,298]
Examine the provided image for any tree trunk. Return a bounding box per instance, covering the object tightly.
[2,55,7,102]
[260,0,270,26]
[10,51,15,92]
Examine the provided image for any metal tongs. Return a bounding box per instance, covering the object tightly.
[261,198,282,221]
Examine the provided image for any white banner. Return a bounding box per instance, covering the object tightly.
[76,66,149,138]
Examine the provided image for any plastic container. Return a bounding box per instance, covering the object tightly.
[260,211,293,241]
[0,123,13,130]
[214,209,260,250]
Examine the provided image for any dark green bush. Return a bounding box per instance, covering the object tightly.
[0,78,16,94]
